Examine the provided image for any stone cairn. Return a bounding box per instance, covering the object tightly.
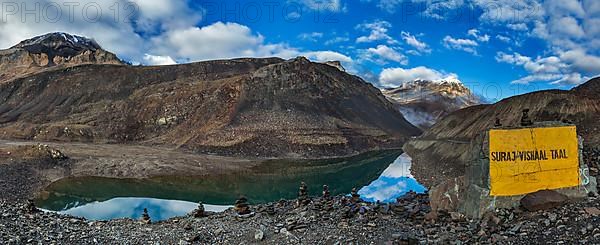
[192,201,206,218]
[521,109,533,126]
[350,188,361,204]
[234,196,252,216]
[265,202,276,215]
[322,185,334,211]
[338,188,362,218]
[322,185,331,199]
[25,199,39,214]
[141,208,151,224]
[297,182,310,206]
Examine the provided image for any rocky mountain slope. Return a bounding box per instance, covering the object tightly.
[383,78,482,129]
[0,33,421,158]
[404,77,600,188]
[0,33,123,83]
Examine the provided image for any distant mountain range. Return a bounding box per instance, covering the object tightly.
[382,78,483,129]
[0,32,421,158]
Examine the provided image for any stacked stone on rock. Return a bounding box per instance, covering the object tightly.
[234,196,252,216]
[265,203,276,215]
[311,199,323,212]
[350,188,361,204]
[141,208,151,224]
[297,182,310,206]
[192,201,206,218]
[25,199,38,214]
[322,185,331,199]
[323,198,334,211]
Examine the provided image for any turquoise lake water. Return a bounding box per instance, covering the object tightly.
[36,151,426,221]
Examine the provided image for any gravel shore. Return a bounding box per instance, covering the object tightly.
[3,193,600,244]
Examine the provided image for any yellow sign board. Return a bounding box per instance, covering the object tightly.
[489,126,580,196]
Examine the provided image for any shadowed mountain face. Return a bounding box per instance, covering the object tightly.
[404,78,600,188]
[0,34,421,158]
[0,33,123,83]
[383,78,482,129]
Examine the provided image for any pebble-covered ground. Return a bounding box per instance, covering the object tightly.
[2,193,600,244]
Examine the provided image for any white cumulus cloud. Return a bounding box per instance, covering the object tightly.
[379,66,457,87]
[401,31,431,54]
[143,54,177,66]
[467,29,490,42]
[496,51,596,85]
[298,32,324,42]
[442,36,479,54]
[361,45,408,65]
[355,20,397,44]
[303,51,353,63]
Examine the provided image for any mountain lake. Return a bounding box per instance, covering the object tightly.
[35,151,426,221]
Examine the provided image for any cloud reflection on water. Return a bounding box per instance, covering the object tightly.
[61,197,230,221]
[358,153,427,203]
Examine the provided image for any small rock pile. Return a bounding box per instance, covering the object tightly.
[234,196,252,216]
[192,202,207,218]
[350,188,361,204]
[322,185,330,199]
[25,199,39,214]
[140,208,151,224]
[297,182,310,206]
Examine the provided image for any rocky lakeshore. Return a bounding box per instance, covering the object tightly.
[0,140,264,201]
[1,145,600,244]
[4,191,600,244]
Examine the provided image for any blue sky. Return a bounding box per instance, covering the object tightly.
[1,0,599,100]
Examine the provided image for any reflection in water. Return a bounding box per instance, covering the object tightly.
[36,150,427,221]
[55,198,230,221]
[358,153,427,203]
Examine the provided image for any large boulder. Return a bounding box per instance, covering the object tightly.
[520,190,568,212]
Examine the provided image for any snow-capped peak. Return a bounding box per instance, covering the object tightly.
[382,76,482,129]
[388,76,465,91]
[4,32,124,68]
[12,32,101,51]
